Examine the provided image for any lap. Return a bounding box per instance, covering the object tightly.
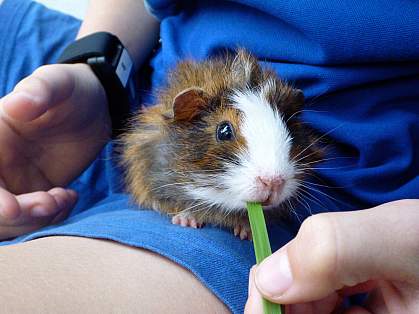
[0,236,230,314]
[0,2,292,313]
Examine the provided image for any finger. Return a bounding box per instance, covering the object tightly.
[338,280,378,297]
[49,188,77,224]
[363,283,389,314]
[286,292,341,314]
[16,190,60,218]
[0,187,20,220]
[49,204,72,225]
[244,267,264,314]
[47,187,78,212]
[296,293,341,314]
[0,64,77,122]
[254,200,419,304]
[344,306,372,314]
[0,188,76,240]
[17,188,77,219]
[4,188,75,226]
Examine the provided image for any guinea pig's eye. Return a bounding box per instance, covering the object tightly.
[216,121,235,142]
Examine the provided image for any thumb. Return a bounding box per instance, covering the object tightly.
[254,199,419,304]
[0,64,76,122]
[0,64,100,123]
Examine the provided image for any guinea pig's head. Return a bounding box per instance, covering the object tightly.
[166,51,320,212]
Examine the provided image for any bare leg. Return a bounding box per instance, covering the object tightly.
[0,236,230,314]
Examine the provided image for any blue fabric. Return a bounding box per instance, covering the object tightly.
[0,3,291,313]
[1,0,418,313]
[147,0,419,210]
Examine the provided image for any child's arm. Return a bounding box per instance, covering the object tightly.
[0,0,159,240]
[77,0,159,68]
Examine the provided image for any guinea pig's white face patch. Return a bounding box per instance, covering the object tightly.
[184,82,298,212]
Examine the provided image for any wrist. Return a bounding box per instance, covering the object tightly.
[64,63,112,137]
[57,32,136,136]
[76,0,159,68]
[74,63,108,106]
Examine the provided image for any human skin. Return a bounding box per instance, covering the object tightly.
[0,236,230,314]
[0,0,159,238]
[0,1,229,312]
[245,199,419,313]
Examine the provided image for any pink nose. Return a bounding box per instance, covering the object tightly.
[257,176,284,190]
[256,176,285,205]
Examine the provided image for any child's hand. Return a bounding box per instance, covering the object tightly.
[0,63,111,239]
[0,187,77,240]
[245,199,419,314]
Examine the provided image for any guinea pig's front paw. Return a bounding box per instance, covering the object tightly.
[233,223,252,241]
[171,212,204,229]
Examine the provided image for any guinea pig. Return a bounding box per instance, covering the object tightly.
[121,50,321,239]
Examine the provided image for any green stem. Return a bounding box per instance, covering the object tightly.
[247,202,283,314]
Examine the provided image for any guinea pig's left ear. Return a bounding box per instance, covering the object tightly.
[280,88,305,121]
[292,89,304,108]
[172,87,210,122]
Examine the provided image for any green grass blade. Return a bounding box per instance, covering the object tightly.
[247,202,283,314]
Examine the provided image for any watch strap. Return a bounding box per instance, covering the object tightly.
[58,32,135,137]
[57,32,121,65]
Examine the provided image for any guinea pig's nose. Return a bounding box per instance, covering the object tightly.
[256,176,284,191]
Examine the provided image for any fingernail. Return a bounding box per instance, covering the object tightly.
[248,266,256,297]
[255,248,293,298]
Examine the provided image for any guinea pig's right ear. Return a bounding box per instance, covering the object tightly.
[231,49,262,87]
[172,87,209,122]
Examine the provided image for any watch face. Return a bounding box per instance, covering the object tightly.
[116,48,134,87]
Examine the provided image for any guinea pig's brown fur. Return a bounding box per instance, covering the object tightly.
[121,50,322,236]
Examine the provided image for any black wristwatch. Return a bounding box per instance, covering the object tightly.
[57,32,137,136]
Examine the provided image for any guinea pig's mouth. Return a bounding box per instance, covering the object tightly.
[243,198,278,211]
[261,199,273,206]
[242,200,276,211]
[250,176,286,207]
[247,184,285,210]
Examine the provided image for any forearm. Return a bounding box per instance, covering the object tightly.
[77,0,159,69]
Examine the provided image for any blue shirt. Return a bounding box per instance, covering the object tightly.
[1,1,418,312]
[145,0,419,211]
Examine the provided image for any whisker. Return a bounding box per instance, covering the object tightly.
[304,91,329,108]
[295,155,356,166]
[292,124,345,162]
[297,171,329,183]
[285,109,327,124]
[293,149,323,164]
[296,188,328,212]
[293,193,313,216]
[149,181,195,192]
[178,200,209,215]
[297,165,353,171]
[298,183,347,206]
[179,169,225,173]
[297,156,355,165]
[296,179,348,190]
[286,199,302,223]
